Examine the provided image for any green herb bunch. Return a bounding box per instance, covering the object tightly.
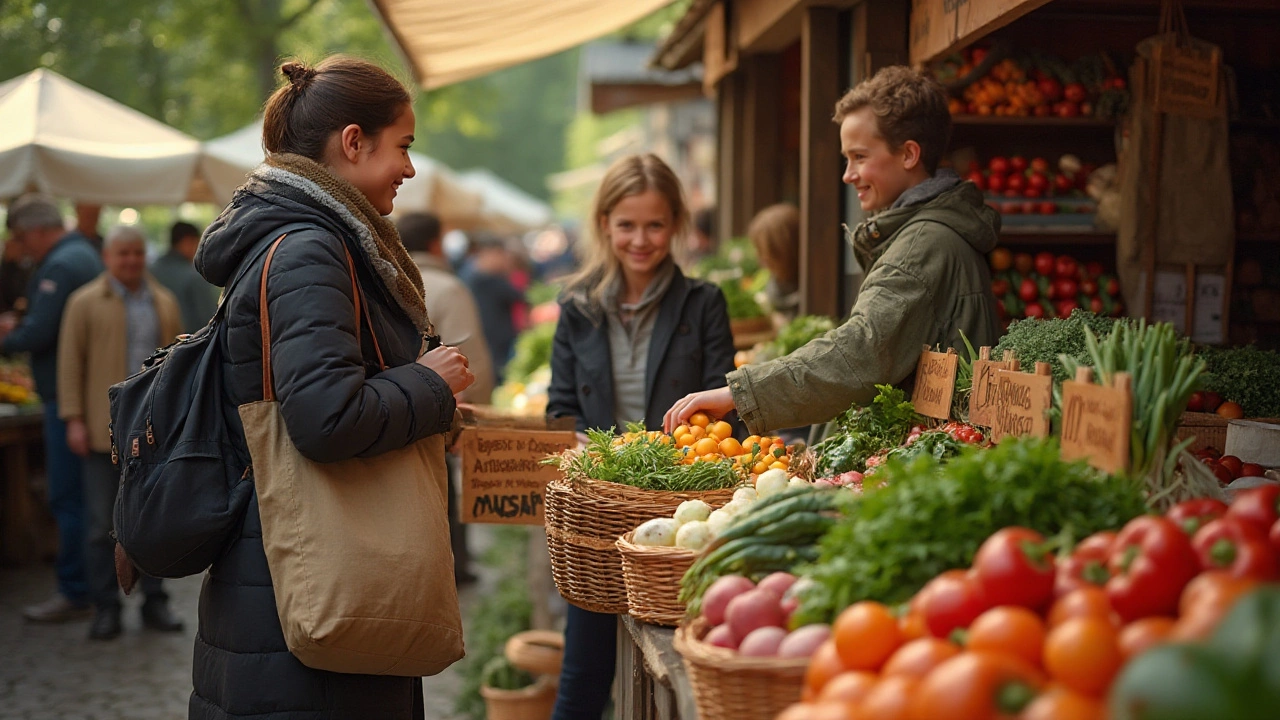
[1058,320,1206,508]
[718,277,767,320]
[552,424,744,492]
[793,437,1147,625]
[1197,345,1280,418]
[756,315,836,361]
[504,322,556,384]
[813,386,923,476]
[994,310,1121,383]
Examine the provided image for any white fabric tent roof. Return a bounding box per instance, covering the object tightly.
[200,119,488,225]
[368,0,673,89]
[458,169,553,232]
[0,69,205,205]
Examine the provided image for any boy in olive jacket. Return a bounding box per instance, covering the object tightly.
[666,66,1001,434]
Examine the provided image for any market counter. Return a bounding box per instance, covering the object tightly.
[0,404,48,565]
[617,615,697,720]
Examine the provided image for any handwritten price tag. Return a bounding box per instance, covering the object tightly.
[969,348,1015,428]
[990,363,1053,442]
[1060,370,1133,475]
[912,346,958,420]
[460,428,575,524]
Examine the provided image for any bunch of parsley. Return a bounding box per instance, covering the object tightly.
[993,310,1121,383]
[1198,345,1280,418]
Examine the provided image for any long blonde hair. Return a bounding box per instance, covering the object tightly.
[565,153,691,310]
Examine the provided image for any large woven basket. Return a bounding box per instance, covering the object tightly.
[673,618,808,720]
[616,531,697,626]
[544,477,736,614]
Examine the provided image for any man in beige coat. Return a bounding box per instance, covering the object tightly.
[58,225,183,640]
[398,213,494,584]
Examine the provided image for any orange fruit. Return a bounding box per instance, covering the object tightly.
[693,437,720,456]
[833,602,903,671]
[718,437,743,457]
[700,453,721,463]
[676,433,696,448]
[673,424,691,439]
[989,247,1013,271]
[688,425,707,441]
[690,412,711,428]
[770,461,788,471]
[752,462,769,474]
[744,435,761,449]
[1216,401,1245,419]
[966,606,1046,667]
[709,420,733,442]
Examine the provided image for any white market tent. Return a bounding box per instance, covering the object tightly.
[457,169,553,232]
[201,119,493,227]
[0,69,208,205]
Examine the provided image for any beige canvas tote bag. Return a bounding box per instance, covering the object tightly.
[239,233,464,676]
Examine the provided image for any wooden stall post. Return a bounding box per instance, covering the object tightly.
[798,5,842,318]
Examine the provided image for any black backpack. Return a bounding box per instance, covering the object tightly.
[108,227,301,579]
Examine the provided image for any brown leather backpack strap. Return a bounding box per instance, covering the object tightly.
[336,242,388,372]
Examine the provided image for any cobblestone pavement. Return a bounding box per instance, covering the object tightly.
[1,528,496,720]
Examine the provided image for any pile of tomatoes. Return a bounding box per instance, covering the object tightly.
[988,249,1126,322]
[1191,446,1265,487]
[778,486,1280,720]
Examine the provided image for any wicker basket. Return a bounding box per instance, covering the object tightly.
[673,618,808,720]
[1175,413,1280,453]
[481,677,557,720]
[616,531,697,626]
[544,477,737,614]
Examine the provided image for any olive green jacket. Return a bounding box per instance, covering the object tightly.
[728,181,1002,433]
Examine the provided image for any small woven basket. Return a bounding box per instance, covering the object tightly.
[1175,411,1231,453]
[673,618,808,720]
[481,677,557,720]
[544,476,737,614]
[616,531,697,626]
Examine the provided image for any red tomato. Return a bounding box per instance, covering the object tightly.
[1088,297,1104,314]
[1030,157,1051,174]
[992,278,1011,296]
[1186,392,1205,412]
[881,637,961,678]
[1166,498,1228,536]
[1054,101,1081,118]
[971,527,1056,610]
[1118,617,1176,661]
[1054,531,1116,598]
[1242,462,1266,478]
[1227,486,1280,532]
[1024,302,1046,320]
[1084,261,1105,279]
[989,157,1010,175]
[1079,278,1098,297]
[1054,256,1078,279]
[1037,79,1063,103]
[1218,455,1244,479]
[1024,187,1044,200]
[1019,279,1040,302]
[1014,253,1034,274]
[1043,617,1122,696]
[1053,173,1075,193]
[1049,587,1118,629]
[917,570,988,639]
[1052,278,1079,300]
[987,173,1007,193]
[1106,516,1200,622]
[1027,172,1049,193]
[1037,202,1058,215]
[1010,156,1029,173]
[1271,520,1280,559]
[1200,391,1224,412]
[1007,174,1027,193]
[1063,82,1088,103]
[1211,463,1235,487]
[965,171,986,191]
[1055,300,1080,319]
[1191,516,1279,580]
[907,652,1043,720]
[1034,252,1056,277]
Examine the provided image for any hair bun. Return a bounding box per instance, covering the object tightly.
[280,61,316,88]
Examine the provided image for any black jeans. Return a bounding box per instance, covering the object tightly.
[551,605,616,720]
[83,451,164,610]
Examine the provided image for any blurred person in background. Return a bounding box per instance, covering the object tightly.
[151,221,219,333]
[1,194,104,623]
[0,234,34,313]
[58,225,184,640]
[399,211,495,584]
[460,233,524,382]
[747,203,802,324]
[70,203,104,252]
[686,206,717,262]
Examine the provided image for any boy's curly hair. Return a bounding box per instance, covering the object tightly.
[833,66,952,174]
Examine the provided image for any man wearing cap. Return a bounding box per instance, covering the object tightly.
[1,194,104,623]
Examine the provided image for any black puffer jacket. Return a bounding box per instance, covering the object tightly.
[190,174,455,720]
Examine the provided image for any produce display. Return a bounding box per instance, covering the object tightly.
[1192,447,1269,488]
[811,386,923,477]
[778,486,1280,720]
[1196,345,1280,418]
[670,413,799,474]
[794,438,1148,625]
[681,487,842,618]
[492,321,555,413]
[992,310,1120,382]
[0,360,35,405]
[691,571,831,660]
[549,424,744,492]
[988,250,1125,323]
[967,154,1097,218]
[933,47,1129,120]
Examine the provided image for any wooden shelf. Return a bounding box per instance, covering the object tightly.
[952,116,1117,128]
[997,231,1116,247]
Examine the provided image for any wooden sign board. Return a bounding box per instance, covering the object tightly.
[909,0,1054,66]
[990,364,1053,442]
[460,428,575,525]
[1060,370,1133,475]
[912,346,959,420]
[969,347,1014,428]
[1153,40,1220,119]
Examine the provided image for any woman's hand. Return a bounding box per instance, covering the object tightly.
[417,345,475,396]
[663,387,736,433]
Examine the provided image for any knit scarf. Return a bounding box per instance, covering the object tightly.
[257,153,431,333]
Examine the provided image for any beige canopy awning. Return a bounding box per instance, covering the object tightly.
[0,69,206,205]
[368,0,675,89]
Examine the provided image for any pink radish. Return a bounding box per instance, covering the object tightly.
[726,588,786,639]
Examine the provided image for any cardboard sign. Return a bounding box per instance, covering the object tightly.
[1060,370,1133,475]
[990,363,1053,442]
[969,347,1014,428]
[912,346,959,420]
[460,428,575,525]
[1153,40,1221,119]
